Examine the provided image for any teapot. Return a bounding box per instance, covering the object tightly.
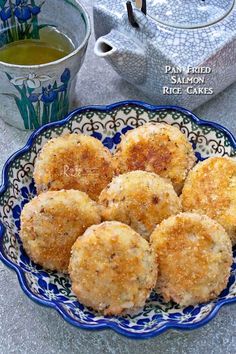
[94,0,236,109]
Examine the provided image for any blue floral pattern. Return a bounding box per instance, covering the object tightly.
[0,0,46,43]
[0,104,236,339]
[37,279,69,301]
[12,181,36,229]
[6,68,71,129]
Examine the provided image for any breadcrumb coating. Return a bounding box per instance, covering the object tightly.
[34,133,114,201]
[20,190,101,272]
[182,156,236,245]
[69,221,157,315]
[113,123,196,194]
[99,171,182,240]
[151,213,232,306]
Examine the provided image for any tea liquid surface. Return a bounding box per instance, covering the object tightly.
[0,27,75,65]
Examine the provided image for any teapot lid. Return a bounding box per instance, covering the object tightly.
[145,0,235,28]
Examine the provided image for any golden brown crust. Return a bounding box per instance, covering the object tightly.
[99,171,182,240]
[69,221,157,315]
[20,190,101,272]
[113,123,196,194]
[182,156,236,245]
[33,133,114,201]
[150,213,232,306]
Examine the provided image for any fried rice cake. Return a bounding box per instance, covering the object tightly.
[20,190,101,272]
[182,156,236,245]
[150,212,232,306]
[99,171,181,240]
[113,123,196,194]
[69,221,157,315]
[34,133,114,201]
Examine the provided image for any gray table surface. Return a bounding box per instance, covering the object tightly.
[1,2,236,354]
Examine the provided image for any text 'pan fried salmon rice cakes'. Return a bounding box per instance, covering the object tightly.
[150,213,232,307]
[33,133,114,201]
[69,221,157,316]
[113,123,196,194]
[20,190,101,272]
[99,171,182,240]
[182,156,236,245]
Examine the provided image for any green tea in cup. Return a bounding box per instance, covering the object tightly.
[0,0,90,130]
[0,27,75,65]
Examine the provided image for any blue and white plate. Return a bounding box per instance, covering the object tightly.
[0,101,236,339]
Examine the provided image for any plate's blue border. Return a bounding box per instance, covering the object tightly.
[1,100,236,340]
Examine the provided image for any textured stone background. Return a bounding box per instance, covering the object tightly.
[0,2,236,353]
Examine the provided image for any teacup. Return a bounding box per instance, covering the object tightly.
[0,0,90,130]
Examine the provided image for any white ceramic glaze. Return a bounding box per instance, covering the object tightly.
[94,0,236,109]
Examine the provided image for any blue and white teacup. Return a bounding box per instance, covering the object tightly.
[0,0,90,130]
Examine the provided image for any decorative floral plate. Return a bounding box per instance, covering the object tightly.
[0,101,236,339]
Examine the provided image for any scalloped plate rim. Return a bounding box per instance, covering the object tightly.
[1,100,236,340]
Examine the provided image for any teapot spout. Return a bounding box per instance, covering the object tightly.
[94,30,147,84]
[94,36,116,58]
